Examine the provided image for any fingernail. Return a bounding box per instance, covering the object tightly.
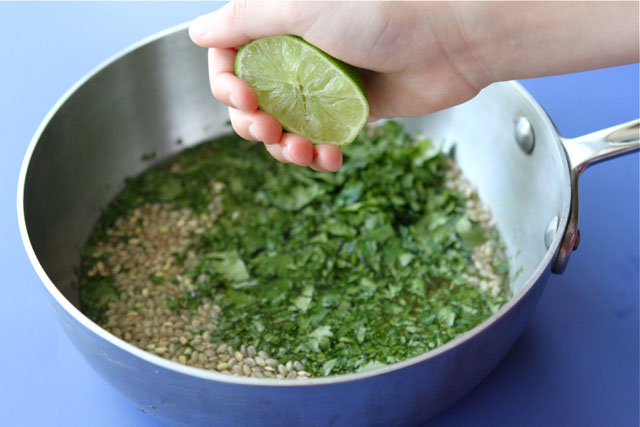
[248,124,258,140]
[229,94,239,109]
[282,146,291,162]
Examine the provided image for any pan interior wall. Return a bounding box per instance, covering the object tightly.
[23,30,567,307]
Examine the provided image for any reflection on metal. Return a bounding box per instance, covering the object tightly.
[515,116,535,154]
[544,216,559,250]
[573,229,581,251]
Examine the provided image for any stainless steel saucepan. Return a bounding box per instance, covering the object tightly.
[17,25,639,426]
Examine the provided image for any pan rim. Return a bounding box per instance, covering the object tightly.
[17,22,572,387]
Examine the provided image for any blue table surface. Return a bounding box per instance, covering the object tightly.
[0,3,637,426]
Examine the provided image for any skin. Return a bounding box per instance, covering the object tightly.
[189,1,639,172]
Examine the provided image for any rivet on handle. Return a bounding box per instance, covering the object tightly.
[515,116,535,154]
[544,216,559,250]
[553,119,639,274]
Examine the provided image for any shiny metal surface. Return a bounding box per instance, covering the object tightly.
[552,120,640,273]
[399,81,569,295]
[514,116,535,154]
[15,25,633,426]
[544,216,559,250]
[20,26,225,307]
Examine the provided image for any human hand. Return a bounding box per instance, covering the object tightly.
[190,1,638,171]
[189,1,480,171]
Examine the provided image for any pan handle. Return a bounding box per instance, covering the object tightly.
[553,119,639,274]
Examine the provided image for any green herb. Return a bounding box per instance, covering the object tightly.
[80,121,510,376]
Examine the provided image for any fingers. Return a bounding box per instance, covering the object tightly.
[261,133,343,172]
[190,0,305,48]
[280,134,314,166]
[228,108,282,144]
[192,1,343,172]
[209,48,258,112]
[228,110,342,171]
[310,144,343,172]
[211,72,258,112]
[215,50,342,171]
[263,133,313,167]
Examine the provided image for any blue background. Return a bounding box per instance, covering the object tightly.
[1,2,637,426]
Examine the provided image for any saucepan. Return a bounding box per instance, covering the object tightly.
[17,25,639,426]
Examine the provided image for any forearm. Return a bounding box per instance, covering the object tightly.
[454,1,639,83]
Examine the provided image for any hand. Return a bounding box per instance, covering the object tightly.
[190,1,638,171]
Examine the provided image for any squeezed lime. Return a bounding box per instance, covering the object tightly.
[235,35,369,146]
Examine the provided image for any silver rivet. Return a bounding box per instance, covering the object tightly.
[515,116,535,154]
[544,216,559,249]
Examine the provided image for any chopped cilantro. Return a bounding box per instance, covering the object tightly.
[80,122,510,376]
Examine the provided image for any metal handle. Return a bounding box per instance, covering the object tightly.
[552,119,640,274]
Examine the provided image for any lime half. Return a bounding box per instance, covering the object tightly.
[235,35,369,146]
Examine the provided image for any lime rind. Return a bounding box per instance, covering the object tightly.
[235,35,369,146]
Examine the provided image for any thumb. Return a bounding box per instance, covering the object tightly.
[189,0,306,48]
